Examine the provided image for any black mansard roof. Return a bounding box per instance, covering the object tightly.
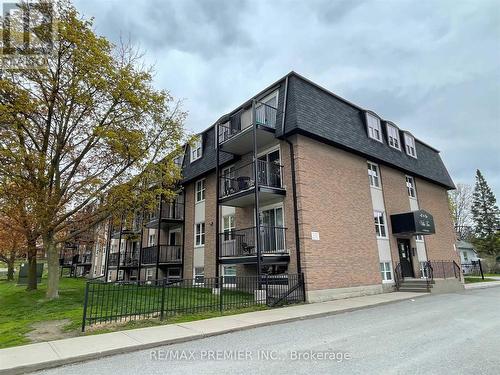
[181,72,455,190]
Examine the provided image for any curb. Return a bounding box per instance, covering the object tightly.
[1,293,429,375]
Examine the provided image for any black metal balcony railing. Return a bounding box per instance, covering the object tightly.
[59,252,93,266]
[219,226,287,257]
[220,159,283,198]
[141,245,183,265]
[148,202,184,222]
[108,253,119,267]
[120,253,140,267]
[218,102,277,144]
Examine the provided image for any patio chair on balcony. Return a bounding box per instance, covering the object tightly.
[237,176,252,191]
[241,242,255,256]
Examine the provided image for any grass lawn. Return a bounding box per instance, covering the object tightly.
[0,277,86,348]
[0,277,269,349]
[464,277,497,284]
[483,273,500,278]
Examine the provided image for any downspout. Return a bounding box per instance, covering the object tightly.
[215,124,221,281]
[281,75,303,275]
[181,189,186,279]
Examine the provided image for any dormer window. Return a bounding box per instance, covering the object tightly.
[386,123,401,150]
[404,133,417,158]
[366,113,383,143]
[191,137,202,162]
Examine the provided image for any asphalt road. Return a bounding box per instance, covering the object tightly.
[34,287,500,375]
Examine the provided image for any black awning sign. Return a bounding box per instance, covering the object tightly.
[390,210,436,236]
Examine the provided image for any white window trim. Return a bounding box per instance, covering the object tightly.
[194,267,205,285]
[380,262,393,283]
[404,133,417,158]
[195,178,206,203]
[374,211,388,239]
[366,113,383,143]
[367,161,381,189]
[406,175,417,199]
[190,138,203,163]
[386,123,401,151]
[194,222,205,248]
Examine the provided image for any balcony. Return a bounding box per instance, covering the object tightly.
[108,252,119,267]
[219,159,285,207]
[141,245,183,265]
[145,201,184,228]
[219,226,289,264]
[120,253,140,267]
[218,103,278,155]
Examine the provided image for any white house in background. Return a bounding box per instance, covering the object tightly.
[456,240,480,264]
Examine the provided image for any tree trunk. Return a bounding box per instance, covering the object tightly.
[45,232,60,299]
[7,258,15,281]
[26,238,38,291]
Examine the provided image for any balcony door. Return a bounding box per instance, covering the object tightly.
[259,206,285,253]
[257,149,281,188]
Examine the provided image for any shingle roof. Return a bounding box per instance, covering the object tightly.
[181,72,455,190]
[281,73,455,189]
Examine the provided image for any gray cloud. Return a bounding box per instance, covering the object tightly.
[74,0,500,197]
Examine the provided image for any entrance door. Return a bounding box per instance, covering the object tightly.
[259,206,285,253]
[257,150,281,187]
[397,239,414,277]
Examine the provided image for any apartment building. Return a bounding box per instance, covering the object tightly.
[94,71,462,301]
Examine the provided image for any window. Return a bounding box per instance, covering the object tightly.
[195,222,205,246]
[223,215,235,241]
[380,262,392,281]
[367,162,380,188]
[386,124,401,150]
[404,133,417,158]
[107,271,112,282]
[420,262,430,278]
[145,269,154,281]
[223,265,237,285]
[463,251,468,262]
[167,268,181,281]
[366,113,383,142]
[416,234,424,242]
[194,267,204,284]
[117,270,124,281]
[374,211,387,238]
[190,138,202,162]
[195,179,205,202]
[148,233,156,247]
[406,176,416,198]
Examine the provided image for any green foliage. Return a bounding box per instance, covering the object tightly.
[0,1,187,297]
[471,170,500,256]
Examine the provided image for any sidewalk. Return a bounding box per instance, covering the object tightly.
[464,279,500,290]
[0,291,427,375]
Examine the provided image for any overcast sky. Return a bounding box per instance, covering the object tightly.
[74,0,500,197]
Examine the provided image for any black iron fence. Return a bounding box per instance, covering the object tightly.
[219,226,287,257]
[430,260,461,279]
[461,260,484,279]
[82,273,305,331]
[220,160,283,198]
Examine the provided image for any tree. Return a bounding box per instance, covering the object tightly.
[471,170,500,256]
[448,183,473,240]
[0,219,25,281]
[0,1,186,298]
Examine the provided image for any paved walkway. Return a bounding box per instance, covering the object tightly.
[0,291,426,375]
[464,278,500,290]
